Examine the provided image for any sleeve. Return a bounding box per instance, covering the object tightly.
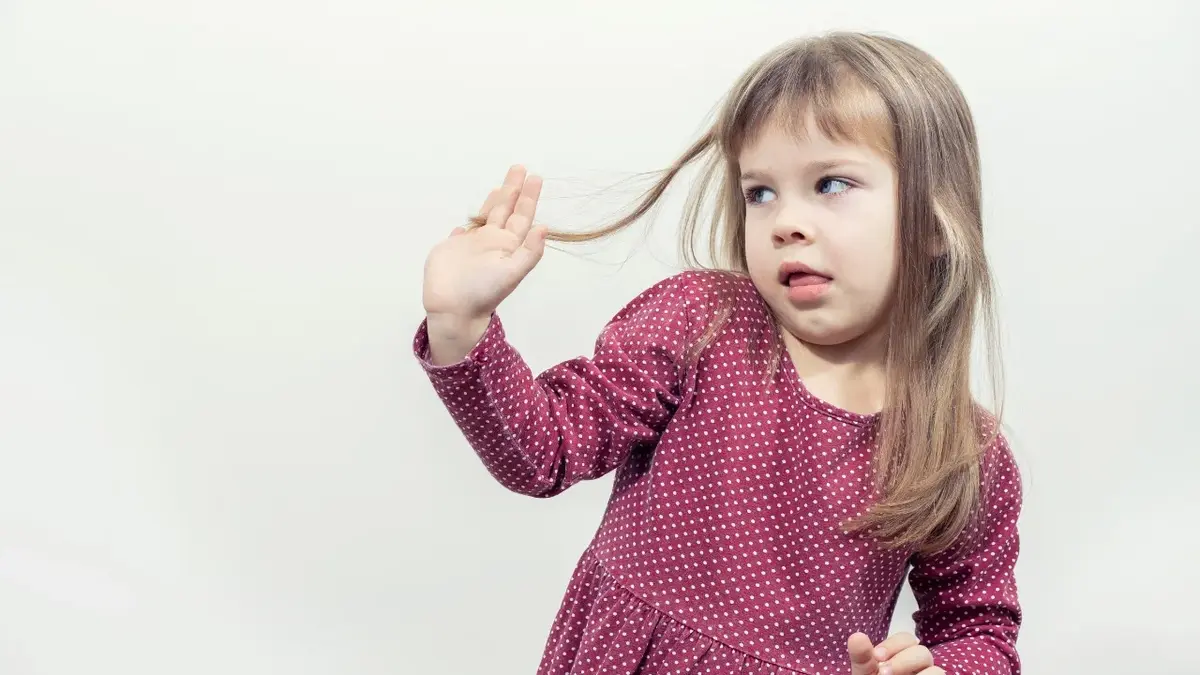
[412,274,700,498]
[907,436,1024,675]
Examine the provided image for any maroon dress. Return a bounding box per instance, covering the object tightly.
[415,270,1022,675]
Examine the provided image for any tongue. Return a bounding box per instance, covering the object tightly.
[789,273,829,287]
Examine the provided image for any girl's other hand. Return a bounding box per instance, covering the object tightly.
[848,632,944,675]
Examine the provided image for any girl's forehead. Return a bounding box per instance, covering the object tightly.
[737,115,888,167]
[736,97,895,165]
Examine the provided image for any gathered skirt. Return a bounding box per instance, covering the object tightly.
[536,548,809,675]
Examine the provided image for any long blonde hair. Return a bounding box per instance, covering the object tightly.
[488,32,1003,556]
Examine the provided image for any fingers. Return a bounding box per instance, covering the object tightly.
[513,174,542,222]
[484,184,520,229]
[477,165,527,217]
[502,163,526,189]
[873,633,919,662]
[878,644,933,675]
[510,224,548,275]
[505,174,543,240]
[848,632,879,675]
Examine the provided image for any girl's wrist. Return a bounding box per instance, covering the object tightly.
[425,312,491,365]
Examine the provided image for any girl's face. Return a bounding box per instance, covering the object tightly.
[739,113,900,350]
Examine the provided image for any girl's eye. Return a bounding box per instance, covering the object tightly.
[817,177,853,195]
[744,186,776,205]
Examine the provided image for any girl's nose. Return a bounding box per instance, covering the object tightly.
[771,216,813,245]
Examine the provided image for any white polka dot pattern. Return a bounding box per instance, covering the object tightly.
[415,270,1022,675]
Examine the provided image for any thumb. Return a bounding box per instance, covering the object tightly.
[848,632,879,675]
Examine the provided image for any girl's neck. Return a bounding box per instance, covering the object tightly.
[781,327,888,416]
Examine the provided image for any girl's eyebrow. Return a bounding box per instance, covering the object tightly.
[739,169,772,182]
[740,159,873,182]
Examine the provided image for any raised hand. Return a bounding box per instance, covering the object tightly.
[423,164,548,365]
[848,632,943,675]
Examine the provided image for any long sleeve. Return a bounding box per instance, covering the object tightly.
[907,435,1024,675]
[414,274,701,498]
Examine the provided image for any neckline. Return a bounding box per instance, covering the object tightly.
[776,343,881,428]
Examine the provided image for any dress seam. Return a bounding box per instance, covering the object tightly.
[591,555,816,675]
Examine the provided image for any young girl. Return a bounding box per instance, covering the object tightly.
[416,32,1022,675]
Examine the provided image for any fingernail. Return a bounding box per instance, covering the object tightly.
[879,665,891,675]
[875,648,887,660]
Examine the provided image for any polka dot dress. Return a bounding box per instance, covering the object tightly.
[415,270,1023,675]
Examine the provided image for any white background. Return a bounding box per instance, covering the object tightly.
[1,1,1198,673]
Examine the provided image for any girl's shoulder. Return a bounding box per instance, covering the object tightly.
[974,410,1024,499]
[625,268,768,327]
[608,270,775,372]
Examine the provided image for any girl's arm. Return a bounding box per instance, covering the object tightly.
[907,436,1024,675]
[414,273,701,498]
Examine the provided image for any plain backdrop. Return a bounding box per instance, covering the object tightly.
[1,1,1198,673]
